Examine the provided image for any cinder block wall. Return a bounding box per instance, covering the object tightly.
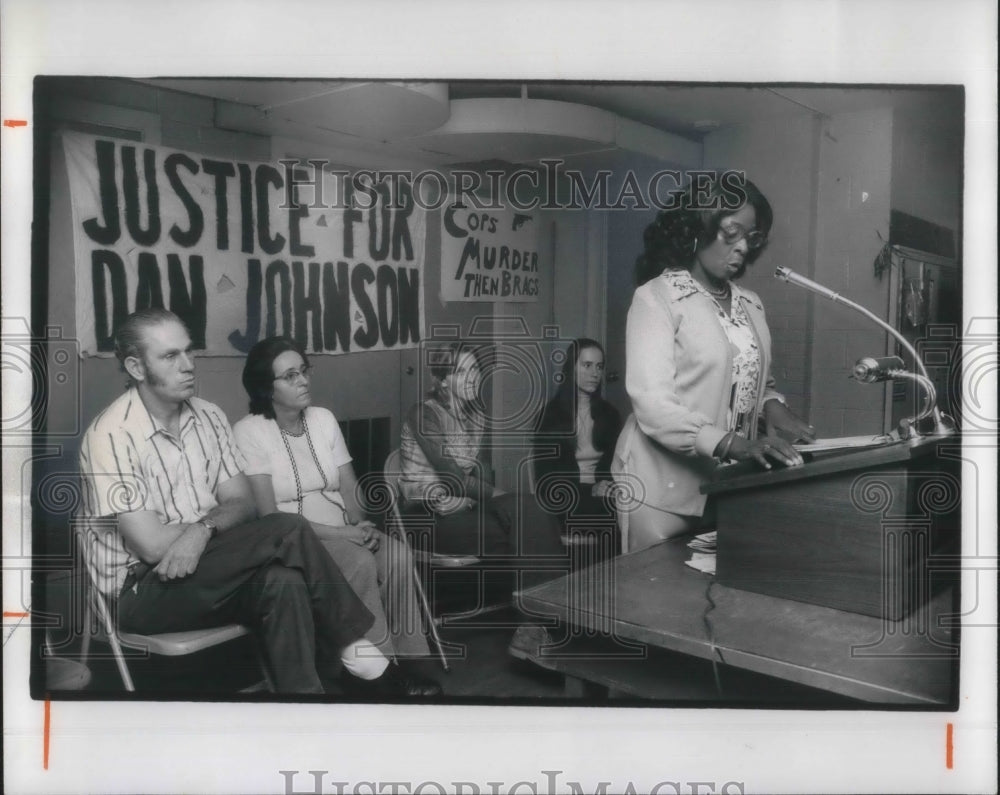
[38,78,567,496]
[704,114,818,423]
[891,101,964,236]
[41,78,272,434]
[707,103,960,437]
[33,79,275,565]
[810,108,893,436]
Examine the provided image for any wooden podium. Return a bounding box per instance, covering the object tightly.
[702,436,961,619]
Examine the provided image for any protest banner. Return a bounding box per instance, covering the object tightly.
[440,202,540,302]
[64,132,426,355]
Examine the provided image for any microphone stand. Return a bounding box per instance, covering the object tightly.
[774,266,956,437]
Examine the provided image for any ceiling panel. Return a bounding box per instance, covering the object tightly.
[137,78,961,168]
[141,78,356,107]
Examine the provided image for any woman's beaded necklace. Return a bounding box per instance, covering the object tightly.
[279,412,330,516]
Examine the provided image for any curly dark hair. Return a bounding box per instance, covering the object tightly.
[634,175,773,286]
[242,336,308,419]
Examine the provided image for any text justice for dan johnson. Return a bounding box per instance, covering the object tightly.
[80,144,427,354]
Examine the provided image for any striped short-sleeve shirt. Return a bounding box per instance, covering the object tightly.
[77,389,246,594]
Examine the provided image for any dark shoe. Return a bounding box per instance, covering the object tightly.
[396,657,442,682]
[342,663,443,699]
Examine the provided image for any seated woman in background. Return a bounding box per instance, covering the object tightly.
[398,343,566,576]
[613,174,815,553]
[233,337,437,681]
[534,338,622,550]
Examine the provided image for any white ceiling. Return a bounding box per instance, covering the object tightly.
[141,78,962,170]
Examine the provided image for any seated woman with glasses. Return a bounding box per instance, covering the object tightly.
[612,175,816,552]
[534,338,622,551]
[398,343,566,580]
[233,337,437,679]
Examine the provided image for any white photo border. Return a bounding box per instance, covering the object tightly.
[2,1,996,793]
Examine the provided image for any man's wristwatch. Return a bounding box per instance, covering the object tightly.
[197,517,218,539]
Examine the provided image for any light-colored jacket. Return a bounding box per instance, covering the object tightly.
[613,269,784,517]
[399,395,487,514]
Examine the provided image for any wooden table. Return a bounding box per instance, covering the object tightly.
[511,535,958,705]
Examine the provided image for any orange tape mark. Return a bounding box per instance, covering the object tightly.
[44,700,51,770]
[945,722,954,769]
[3,119,28,128]
[4,611,30,618]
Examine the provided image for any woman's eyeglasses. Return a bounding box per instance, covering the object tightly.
[718,222,767,250]
[274,364,313,384]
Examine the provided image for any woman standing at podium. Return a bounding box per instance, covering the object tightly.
[612,175,815,552]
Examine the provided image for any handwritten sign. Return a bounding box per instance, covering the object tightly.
[63,132,426,355]
[440,204,540,301]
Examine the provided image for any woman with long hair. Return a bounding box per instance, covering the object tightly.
[534,338,622,549]
[398,343,566,578]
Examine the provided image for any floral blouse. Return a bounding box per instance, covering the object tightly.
[690,278,761,439]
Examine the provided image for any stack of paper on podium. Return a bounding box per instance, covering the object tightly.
[794,434,894,454]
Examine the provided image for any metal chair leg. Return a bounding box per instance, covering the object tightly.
[411,565,450,672]
[251,639,275,692]
[80,588,92,662]
[92,588,135,691]
[387,487,453,672]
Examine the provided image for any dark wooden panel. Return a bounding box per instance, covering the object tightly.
[709,436,960,619]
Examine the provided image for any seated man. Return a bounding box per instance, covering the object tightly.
[76,308,439,696]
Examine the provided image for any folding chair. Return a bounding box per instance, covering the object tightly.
[383,449,514,672]
[73,520,273,693]
[528,456,603,555]
[40,603,94,691]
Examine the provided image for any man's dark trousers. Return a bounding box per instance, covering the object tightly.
[118,512,374,693]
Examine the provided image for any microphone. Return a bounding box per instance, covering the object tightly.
[774,266,842,303]
[852,356,906,383]
[774,266,955,437]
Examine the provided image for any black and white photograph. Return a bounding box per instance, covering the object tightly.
[3,2,996,794]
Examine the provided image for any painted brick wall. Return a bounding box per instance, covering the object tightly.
[891,101,963,237]
[704,108,897,437]
[704,114,817,421]
[39,78,564,495]
[811,108,894,436]
[41,78,273,436]
[603,149,703,420]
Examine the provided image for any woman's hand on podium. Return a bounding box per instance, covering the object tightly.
[728,434,804,470]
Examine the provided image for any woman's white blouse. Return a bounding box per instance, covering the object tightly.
[233,406,353,526]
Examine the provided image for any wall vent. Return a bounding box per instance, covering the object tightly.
[338,416,392,480]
